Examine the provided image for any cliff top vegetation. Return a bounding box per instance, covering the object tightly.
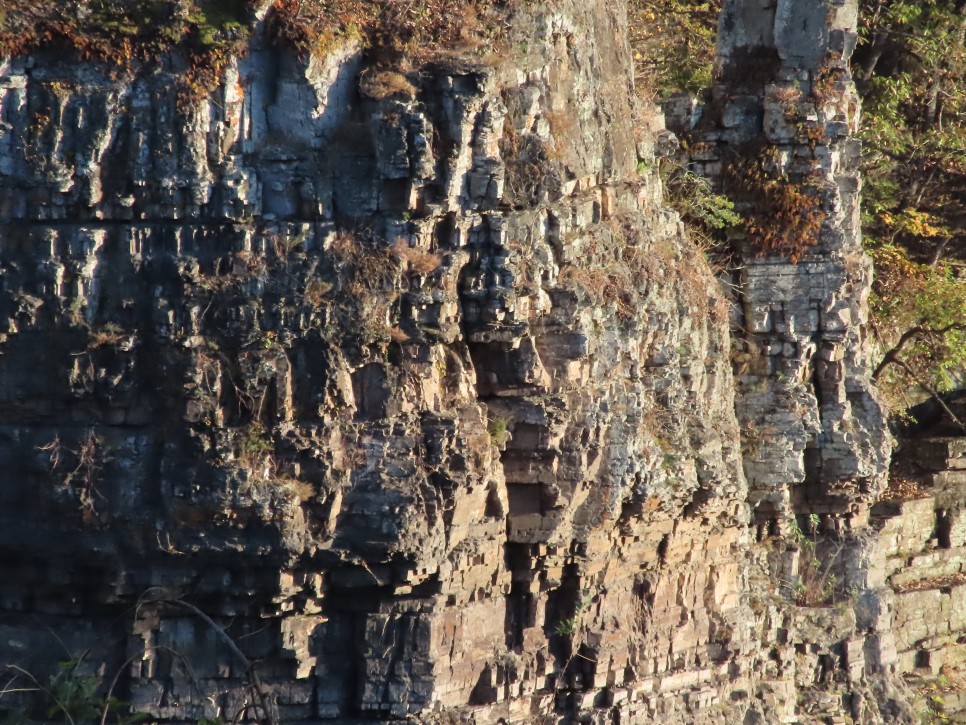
[0,0,517,57]
[0,0,517,99]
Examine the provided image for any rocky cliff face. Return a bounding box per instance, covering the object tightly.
[0,0,939,723]
[680,1,907,720]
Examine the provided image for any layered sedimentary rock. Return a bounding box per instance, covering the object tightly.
[0,0,939,722]
[670,1,911,720]
[715,0,890,524]
[0,2,754,721]
[867,394,966,722]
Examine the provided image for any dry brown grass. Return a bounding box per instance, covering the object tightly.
[768,84,804,121]
[325,232,406,342]
[233,423,317,504]
[773,86,802,104]
[878,453,931,503]
[266,0,516,61]
[330,232,399,291]
[88,323,126,348]
[811,61,845,104]
[304,278,333,308]
[389,326,411,343]
[359,69,417,100]
[894,573,966,594]
[559,265,638,321]
[393,240,440,275]
[274,476,316,503]
[38,429,106,517]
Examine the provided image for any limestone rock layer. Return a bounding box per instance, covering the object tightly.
[0,1,923,723]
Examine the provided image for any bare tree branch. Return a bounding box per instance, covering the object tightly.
[872,321,966,381]
[889,355,966,435]
[138,592,279,725]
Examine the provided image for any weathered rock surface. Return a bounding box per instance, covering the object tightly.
[0,2,756,721]
[0,0,952,722]
[669,0,915,721]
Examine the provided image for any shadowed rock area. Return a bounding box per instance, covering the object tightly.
[0,0,957,722]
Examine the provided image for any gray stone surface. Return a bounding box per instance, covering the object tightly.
[0,0,952,723]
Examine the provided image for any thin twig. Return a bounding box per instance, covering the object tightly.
[892,356,966,435]
[99,652,148,725]
[4,664,75,725]
[872,321,966,381]
[143,597,278,725]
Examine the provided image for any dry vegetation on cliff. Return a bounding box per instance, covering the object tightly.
[0,0,520,67]
[0,0,252,99]
[0,0,519,105]
[266,0,519,60]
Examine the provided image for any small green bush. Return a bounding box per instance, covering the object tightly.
[662,163,741,237]
[487,416,511,447]
[786,516,839,607]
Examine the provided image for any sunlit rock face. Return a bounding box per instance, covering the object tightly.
[0,1,921,723]
[676,0,908,721]
[711,0,890,526]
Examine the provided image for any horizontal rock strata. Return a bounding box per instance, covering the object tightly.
[0,0,952,723]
